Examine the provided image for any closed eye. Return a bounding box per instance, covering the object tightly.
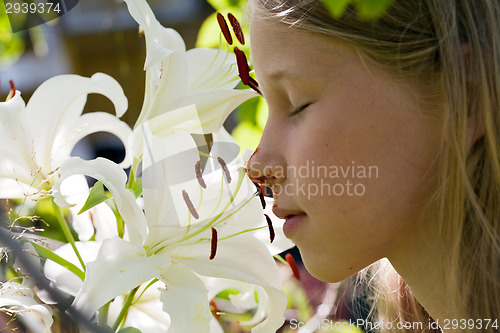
[289,103,310,117]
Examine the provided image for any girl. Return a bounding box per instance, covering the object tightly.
[246,0,500,332]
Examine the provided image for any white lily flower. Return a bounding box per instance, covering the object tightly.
[0,73,132,200]
[60,174,118,242]
[107,280,171,333]
[52,128,288,332]
[0,282,53,333]
[122,0,256,157]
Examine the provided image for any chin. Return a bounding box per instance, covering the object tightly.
[300,250,360,283]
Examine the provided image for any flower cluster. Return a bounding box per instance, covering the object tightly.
[0,0,293,332]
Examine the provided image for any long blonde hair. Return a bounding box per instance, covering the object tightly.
[248,1,500,331]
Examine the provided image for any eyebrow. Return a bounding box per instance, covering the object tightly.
[264,68,324,91]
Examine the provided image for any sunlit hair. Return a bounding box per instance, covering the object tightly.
[248,0,500,332]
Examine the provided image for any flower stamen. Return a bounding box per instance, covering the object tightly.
[254,182,266,209]
[217,157,231,184]
[210,227,218,260]
[182,190,199,219]
[195,160,207,189]
[6,80,16,101]
[264,214,275,243]
[210,299,221,320]
[227,13,245,45]
[248,76,262,95]
[285,253,301,280]
[217,13,233,45]
[234,47,250,86]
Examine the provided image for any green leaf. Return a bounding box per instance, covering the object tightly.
[118,328,142,333]
[94,324,114,333]
[30,241,85,281]
[78,181,111,215]
[357,0,394,20]
[255,97,268,129]
[321,0,394,20]
[126,164,143,198]
[320,0,352,17]
[235,96,260,125]
[231,121,263,151]
[206,0,241,11]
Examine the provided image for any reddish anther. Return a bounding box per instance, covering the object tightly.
[6,80,16,101]
[195,160,207,189]
[264,214,275,243]
[234,47,250,85]
[285,253,301,280]
[254,182,266,209]
[217,13,233,45]
[210,227,218,260]
[227,13,245,45]
[217,157,232,184]
[182,190,199,219]
[248,76,262,95]
[209,299,220,320]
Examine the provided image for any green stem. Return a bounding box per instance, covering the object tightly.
[52,200,86,271]
[112,286,140,331]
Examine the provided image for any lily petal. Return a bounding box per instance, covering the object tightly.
[176,89,256,134]
[73,237,171,318]
[159,263,211,333]
[146,51,189,120]
[170,232,281,289]
[186,48,241,91]
[0,282,53,333]
[250,286,288,333]
[53,157,147,246]
[26,73,128,170]
[141,125,200,233]
[44,241,101,296]
[122,0,185,55]
[51,112,132,169]
[107,281,171,333]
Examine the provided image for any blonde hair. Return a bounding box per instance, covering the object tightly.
[248,0,500,332]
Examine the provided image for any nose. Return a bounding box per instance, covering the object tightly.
[247,126,287,188]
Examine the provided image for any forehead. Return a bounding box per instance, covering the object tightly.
[249,15,355,82]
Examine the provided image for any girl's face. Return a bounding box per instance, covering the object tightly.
[247,16,442,282]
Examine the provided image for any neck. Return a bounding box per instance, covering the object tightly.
[387,220,457,330]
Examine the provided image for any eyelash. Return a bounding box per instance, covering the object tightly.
[289,103,310,117]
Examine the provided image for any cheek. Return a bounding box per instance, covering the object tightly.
[282,90,441,281]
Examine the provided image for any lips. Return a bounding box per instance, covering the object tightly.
[282,213,307,238]
[272,206,307,238]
